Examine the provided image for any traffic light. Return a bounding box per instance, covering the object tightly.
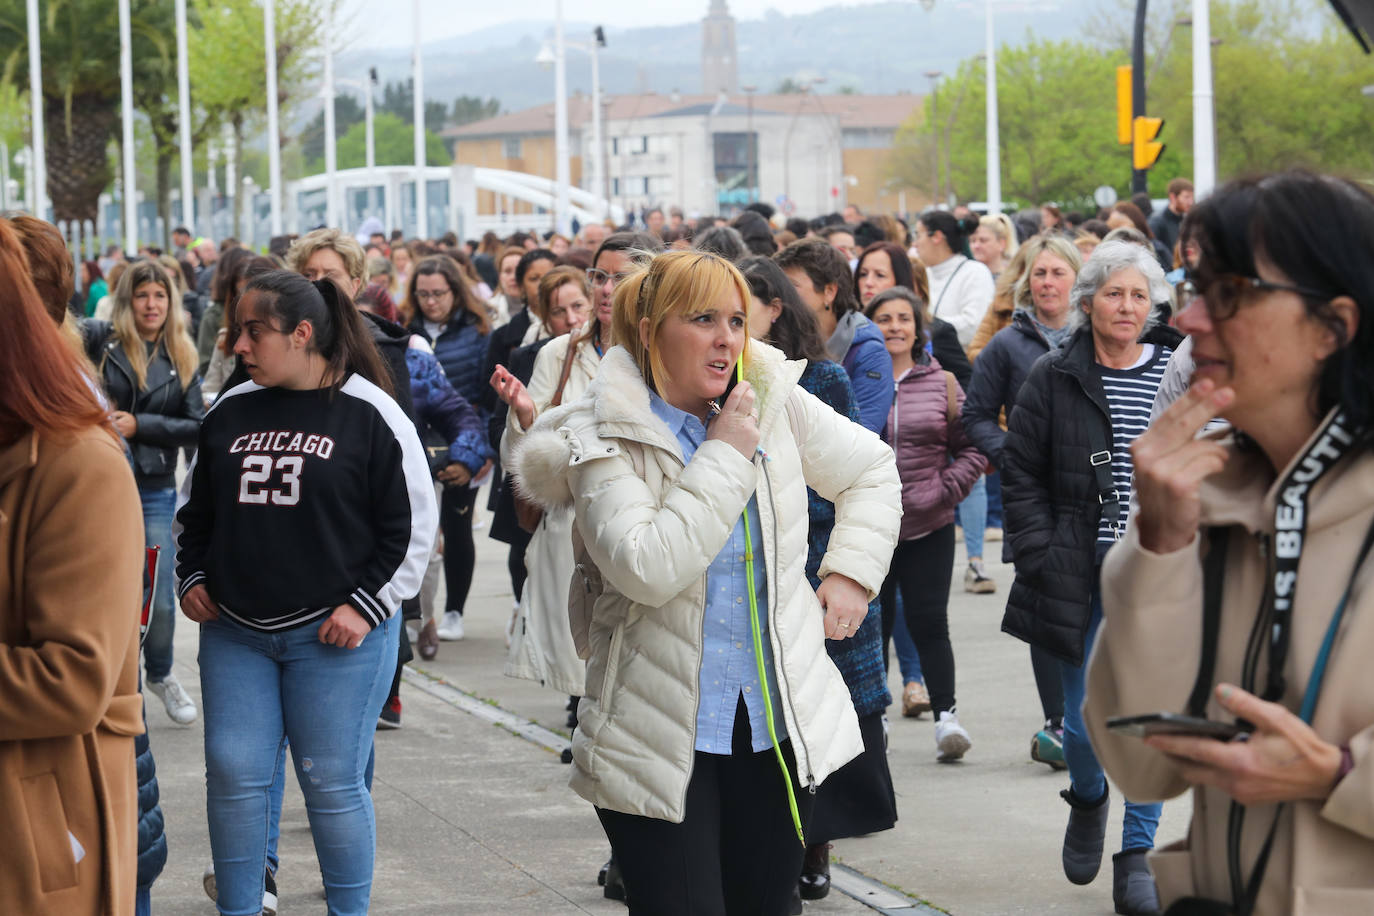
[1132,116,1165,170]
[1116,66,1132,145]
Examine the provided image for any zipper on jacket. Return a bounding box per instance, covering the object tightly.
[761,459,816,792]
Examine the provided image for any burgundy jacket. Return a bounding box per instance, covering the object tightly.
[883,357,987,541]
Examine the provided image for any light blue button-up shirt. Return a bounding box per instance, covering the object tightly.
[647,391,787,755]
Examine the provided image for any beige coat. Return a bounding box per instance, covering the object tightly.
[1086,417,1374,915]
[513,343,900,822]
[501,329,601,695]
[0,427,145,915]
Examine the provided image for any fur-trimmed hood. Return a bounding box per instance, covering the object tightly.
[511,341,804,510]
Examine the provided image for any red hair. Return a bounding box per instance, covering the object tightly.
[0,219,111,445]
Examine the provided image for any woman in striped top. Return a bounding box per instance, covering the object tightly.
[1001,240,1182,916]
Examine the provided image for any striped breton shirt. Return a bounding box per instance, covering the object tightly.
[173,374,436,632]
[1097,343,1172,547]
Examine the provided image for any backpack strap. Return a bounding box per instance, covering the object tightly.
[1189,527,1230,718]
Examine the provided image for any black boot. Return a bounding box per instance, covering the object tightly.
[1113,848,1161,915]
[798,842,832,900]
[600,854,628,905]
[1060,785,1110,885]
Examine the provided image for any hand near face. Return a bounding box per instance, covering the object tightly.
[490,365,535,429]
[706,380,759,460]
[1131,379,1233,554]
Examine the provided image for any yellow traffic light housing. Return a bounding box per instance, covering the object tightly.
[1132,116,1165,171]
[1116,67,1132,145]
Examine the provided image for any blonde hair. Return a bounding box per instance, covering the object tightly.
[109,259,198,390]
[979,213,1020,259]
[612,250,752,394]
[1012,235,1084,311]
[286,228,369,284]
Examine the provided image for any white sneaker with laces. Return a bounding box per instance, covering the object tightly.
[147,672,198,725]
[437,610,465,641]
[935,708,972,762]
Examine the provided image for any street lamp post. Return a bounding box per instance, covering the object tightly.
[984,0,1001,214]
[412,0,427,239]
[742,85,757,204]
[924,70,942,206]
[323,3,337,229]
[119,0,136,253]
[176,0,195,233]
[589,27,606,224]
[264,0,283,235]
[25,0,44,220]
[552,0,571,236]
[1191,0,1216,197]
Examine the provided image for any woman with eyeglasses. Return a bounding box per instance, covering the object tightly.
[407,256,493,643]
[1084,172,1374,915]
[1001,240,1182,915]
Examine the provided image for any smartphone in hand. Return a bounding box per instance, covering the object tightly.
[1106,713,1247,741]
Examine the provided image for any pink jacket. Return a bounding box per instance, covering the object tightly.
[883,358,987,541]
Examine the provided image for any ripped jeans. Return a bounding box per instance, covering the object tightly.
[199,613,397,916]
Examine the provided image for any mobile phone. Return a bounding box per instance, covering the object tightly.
[710,360,742,416]
[1106,713,1247,741]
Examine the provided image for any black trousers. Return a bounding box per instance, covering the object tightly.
[596,698,813,916]
[439,485,478,615]
[879,523,958,716]
[507,526,533,601]
[1031,644,1065,727]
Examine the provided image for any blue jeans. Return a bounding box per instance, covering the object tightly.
[140,486,177,682]
[1061,584,1161,852]
[986,470,1003,529]
[200,614,397,916]
[892,594,924,685]
[957,475,988,561]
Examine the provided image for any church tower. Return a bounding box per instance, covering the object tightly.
[701,0,739,95]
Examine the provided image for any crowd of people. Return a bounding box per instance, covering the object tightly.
[5,167,1374,916]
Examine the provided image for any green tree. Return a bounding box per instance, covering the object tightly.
[330,110,447,170]
[300,93,364,168]
[379,78,445,133]
[888,37,1132,208]
[450,95,500,128]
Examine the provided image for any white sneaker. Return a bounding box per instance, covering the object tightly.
[935,708,972,762]
[437,610,465,641]
[147,673,198,725]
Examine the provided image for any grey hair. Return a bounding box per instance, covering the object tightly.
[1068,239,1173,331]
[693,225,747,262]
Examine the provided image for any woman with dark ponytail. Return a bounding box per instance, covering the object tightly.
[913,209,996,350]
[174,270,435,916]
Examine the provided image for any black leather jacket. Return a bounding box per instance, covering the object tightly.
[84,320,204,488]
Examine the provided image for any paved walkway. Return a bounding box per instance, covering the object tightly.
[144,504,1186,914]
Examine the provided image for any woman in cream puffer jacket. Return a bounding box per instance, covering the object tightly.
[515,339,900,818]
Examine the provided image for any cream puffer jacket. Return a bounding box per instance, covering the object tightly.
[513,342,901,822]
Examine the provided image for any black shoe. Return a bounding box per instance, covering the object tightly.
[1061,785,1110,885]
[601,855,628,905]
[1113,849,1161,915]
[560,746,573,764]
[798,842,832,900]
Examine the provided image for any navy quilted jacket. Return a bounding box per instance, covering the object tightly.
[135,715,166,890]
[801,359,891,719]
[410,311,490,411]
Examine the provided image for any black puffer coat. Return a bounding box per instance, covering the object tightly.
[1000,323,1182,665]
[84,321,205,490]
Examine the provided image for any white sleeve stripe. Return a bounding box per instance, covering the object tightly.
[341,374,438,619]
[177,571,206,598]
[351,588,386,625]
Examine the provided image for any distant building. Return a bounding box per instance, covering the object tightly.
[442,91,925,227]
[701,0,739,96]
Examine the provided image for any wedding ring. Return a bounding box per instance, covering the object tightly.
[837,622,850,630]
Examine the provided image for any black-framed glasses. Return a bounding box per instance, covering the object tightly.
[1181,273,1329,321]
[413,288,453,302]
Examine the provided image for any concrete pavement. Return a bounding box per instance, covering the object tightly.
[143,504,1186,915]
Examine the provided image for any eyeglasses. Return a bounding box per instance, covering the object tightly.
[1181,273,1328,321]
[586,268,629,288]
[413,289,453,302]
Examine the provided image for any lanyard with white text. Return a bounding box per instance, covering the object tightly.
[1265,408,1357,703]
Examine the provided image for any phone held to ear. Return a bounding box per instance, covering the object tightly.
[709,360,742,416]
[1106,713,1248,741]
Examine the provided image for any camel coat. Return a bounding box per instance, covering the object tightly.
[1,426,145,915]
[1086,418,1374,915]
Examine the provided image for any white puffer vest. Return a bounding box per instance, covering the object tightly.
[512,342,901,822]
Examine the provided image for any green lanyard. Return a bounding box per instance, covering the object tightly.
[735,360,805,847]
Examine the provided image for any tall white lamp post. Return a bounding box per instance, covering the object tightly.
[538,23,608,225]
[985,0,1001,214]
[323,3,337,228]
[412,0,427,239]
[119,0,137,252]
[264,0,283,235]
[176,0,195,231]
[26,0,44,219]
[1191,0,1216,197]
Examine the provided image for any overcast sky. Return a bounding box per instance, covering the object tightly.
[337,0,854,50]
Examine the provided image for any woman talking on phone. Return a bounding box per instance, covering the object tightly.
[512,250,900,914]
[1086,172,1374,914]
[175,272,435,916]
